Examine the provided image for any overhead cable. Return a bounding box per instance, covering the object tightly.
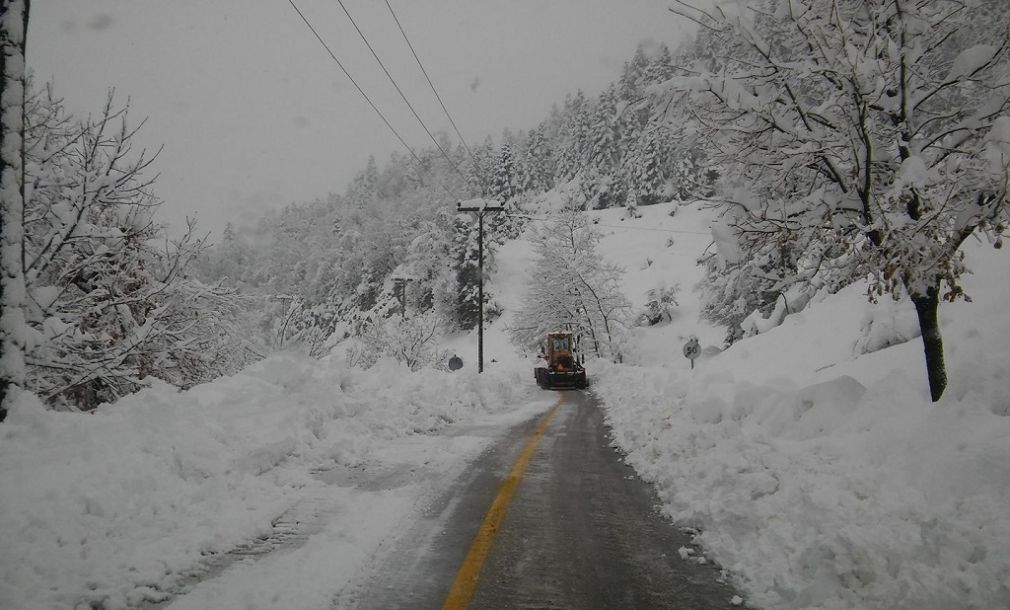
[335,0,468,181]
[514,213,711,235]
[285,0,424,167]
[383,0,477,165]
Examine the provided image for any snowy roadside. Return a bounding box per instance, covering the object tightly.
[592,241,1010,609]
[0,353,538,610]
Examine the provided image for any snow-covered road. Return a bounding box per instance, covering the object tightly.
[150,394,555,610]
[338,390,742,609]
[131,387,743,610]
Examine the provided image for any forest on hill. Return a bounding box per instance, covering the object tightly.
[192,40,709,361]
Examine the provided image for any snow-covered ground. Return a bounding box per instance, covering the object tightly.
[2,199,1007,609]
[585,202,1010,609]
[0,353,544,609]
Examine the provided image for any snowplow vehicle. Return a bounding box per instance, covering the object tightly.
[534,332,587,390]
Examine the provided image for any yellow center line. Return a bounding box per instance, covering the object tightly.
[441,393,566,610]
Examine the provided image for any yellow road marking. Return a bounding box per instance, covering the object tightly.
[441,394,566,610]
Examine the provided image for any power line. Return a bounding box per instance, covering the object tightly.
[285,0,424,167]
[383,0,477,165]
[594,221,709,235]
[335,0,468,182]
[514,213,711,235]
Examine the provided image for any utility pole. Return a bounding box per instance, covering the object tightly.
[392,277,413,317]
[456,198,503,373]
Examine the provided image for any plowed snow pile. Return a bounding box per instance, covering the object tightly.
[0,355,535,609]
[586,201,1010,609]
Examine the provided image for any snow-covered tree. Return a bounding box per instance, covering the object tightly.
[581,84,626,209]
[446,212,495,331]
[348,155,379,208]
[618,46,650,103]
[492,142,518,204]
[643,43,675,86]
[404,208,453,319]
[346,312,444,372]
[669,0,1010,401]
[467,136,496,196]
[0,0,29,419]
[640,282,679,326]
[204,222,252,285]
[623,125,676,207]
[519,127,554,194]
[511,206,631,359]
[20,87,247,409]
[555,90,593,183]
[140,272,265,388]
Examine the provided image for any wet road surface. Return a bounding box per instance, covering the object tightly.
[340,390,742,609]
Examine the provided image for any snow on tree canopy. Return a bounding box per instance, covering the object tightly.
[947,45,998,81]
[665,0,1010,401]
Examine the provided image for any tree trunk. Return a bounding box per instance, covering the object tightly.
[0,0,30,422]
[911,285,947,403]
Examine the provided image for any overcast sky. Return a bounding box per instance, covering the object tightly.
[28,0,697,235]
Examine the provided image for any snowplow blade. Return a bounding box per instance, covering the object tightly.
[535,367,587,390]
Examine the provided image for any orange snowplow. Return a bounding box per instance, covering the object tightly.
[534,331,587,390]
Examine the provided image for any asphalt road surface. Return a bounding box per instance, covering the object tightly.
[340,390,743,609]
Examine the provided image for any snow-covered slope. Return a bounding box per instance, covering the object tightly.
[518,201,1009,610]
[2,198,1006,610]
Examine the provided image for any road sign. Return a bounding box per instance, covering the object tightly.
[683,337,701,369]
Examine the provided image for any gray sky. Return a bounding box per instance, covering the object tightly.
[28,0,696,235]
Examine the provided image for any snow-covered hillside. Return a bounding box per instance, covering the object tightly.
[2,199,1006,610]
[540,201,1010,609]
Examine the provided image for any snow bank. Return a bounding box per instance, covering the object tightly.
[592,239,1010,609]
[0,354,529,610]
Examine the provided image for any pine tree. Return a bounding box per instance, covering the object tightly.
[636,127,671,205]
[448,213,496,331]
[520,127,553,193]
[618,46,649,102]
[349,155,379,208]
[584,84,625,208]
[492,142,517,203]
[643,43,674,85]
[468,136,496,196]
[555,90,592,182]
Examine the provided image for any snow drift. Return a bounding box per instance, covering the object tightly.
[0,354,531,609]
[588,203,1010,609]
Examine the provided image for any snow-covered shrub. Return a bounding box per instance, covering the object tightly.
[345,313,446,372]
[639,283,680,326]
[21,85,252,409]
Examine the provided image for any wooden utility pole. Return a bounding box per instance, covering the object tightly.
[456,198,503,373]
[392,277,414,317]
